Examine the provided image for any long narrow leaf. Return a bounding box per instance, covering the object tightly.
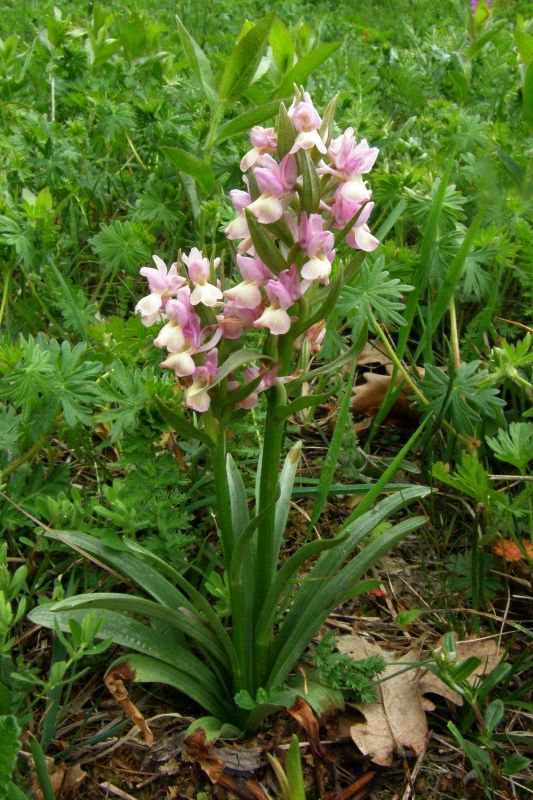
[218,15,274,102]
[175,15,217,106]
[42,528,193,611]
[107,653,231,720]
[276,42,340,96]
[227,454,250,538]
[272,441,301,567]
[216,100,283,144]
[270,486,431,668]
[268,516,427,687]
[48,593,226,665]
[162,146,216,194]
[155,396,214,447]
[28,606,217,687]
[123,540,240,674]
[308,361,357,530]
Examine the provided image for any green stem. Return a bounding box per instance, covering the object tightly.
[373,318,474,449]
[0,263,11,326]
[211,431,235,565]
[211,431,252,695]
[0,435,46,480]
[449,297,461,370]
[204,105,224,163]
[253,385,286,619]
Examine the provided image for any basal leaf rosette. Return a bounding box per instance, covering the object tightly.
[135,88,380,416]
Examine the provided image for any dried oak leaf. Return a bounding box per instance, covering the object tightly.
[352,342,423,432]
[336,635,501,767]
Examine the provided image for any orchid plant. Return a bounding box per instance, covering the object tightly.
[30,90,430,737]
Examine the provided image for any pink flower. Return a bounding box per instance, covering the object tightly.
[240,126,277,172]
[305,321,326,354]
[247,154,297,224]
[254,266,302,335]
[135,255,186,326]
[320,129,377,203]
[184,349,218,413]
[344,202,379,252]
[229,188,252,213]
[217,302,262,340]
[288,91,327,155]
[160,311,222,377]
[298,213,335,284]
[224,254,272,309]
[182,247,223,307]
[328,129,379,176]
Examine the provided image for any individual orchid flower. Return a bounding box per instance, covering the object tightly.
[305,320,326,354]
[224,254,273,309]
[254,265,302,335]
[182,247,223,307]
[324,129,378,203]
[247,154,297,224]
[225,189,253,250]
[161,314,222,377]
[298,213,335,284]
[345,202,379,251]
[288,91,327,155]
[240,126,277,172]
[217,301,263,340]
[229,364,280,409]
[184,349,218,413]
[135,255,186,326]
[153,287,196,353]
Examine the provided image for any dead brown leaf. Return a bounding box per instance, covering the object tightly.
[184,729,269,800]
[352,343,422,432]
[287,697,332,763]
[105,662,154,746]
[336,635,501,767]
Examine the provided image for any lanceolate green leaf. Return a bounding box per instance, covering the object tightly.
[106,654,232,720]
[276,42,340,97]
[155,396,214,447]
[298,150,320,213]
[270,487,431,673]
[28,605,219,690]
[214,349,264,385]
[253,533,349,684]
[226,454,250,538]
[216,100,283,144]
[162,146,216,194]
[245,210,287,273]
[48,593,227,665]
[272,393,330,421]
[175,15,217,106]
[123,541,240,675]
[218,15,274,102]
[41,528,193,610]
[267,515,427,687]
[308,361,357,530]
[273,442,302,566]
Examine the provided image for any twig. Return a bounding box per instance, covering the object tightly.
[99,783,137,800]
[400,733,431,800]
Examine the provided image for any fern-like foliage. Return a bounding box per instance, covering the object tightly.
[0,335,101,427]
[337,255,413,329]
[89,220,153,275]
[97,361,149,441]
[418,361,505,434]
[486,422,533,474]
[314,632,386,704]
